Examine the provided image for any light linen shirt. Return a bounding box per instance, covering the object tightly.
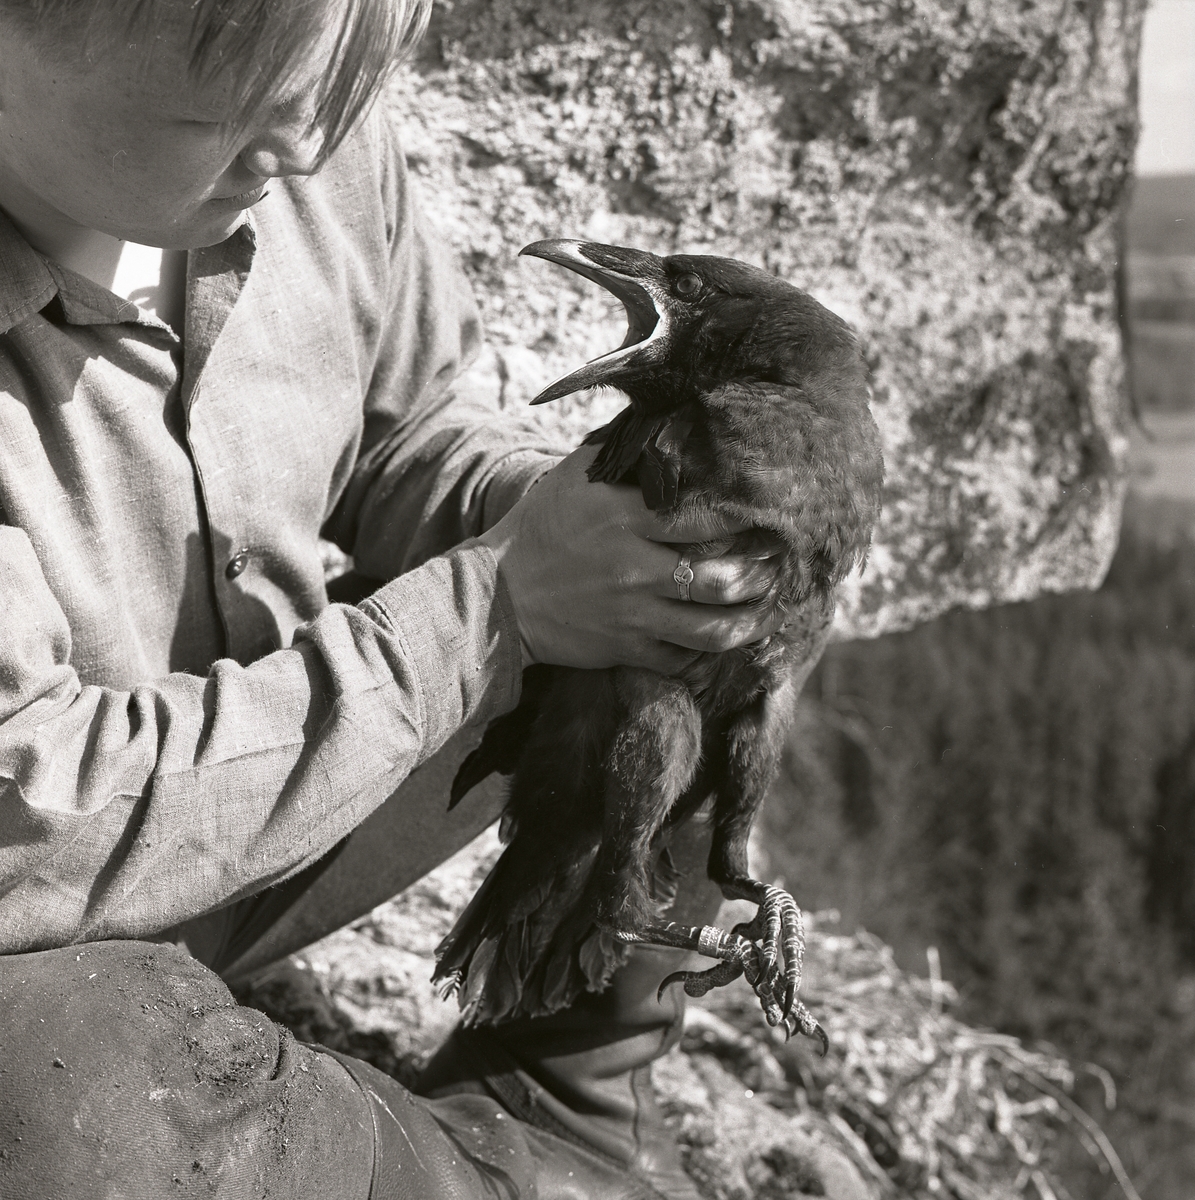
[0,109,558,954]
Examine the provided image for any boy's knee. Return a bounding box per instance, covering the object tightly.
[0,940,373,1198]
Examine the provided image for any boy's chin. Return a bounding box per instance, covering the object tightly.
[136,208,256,252]
[175,211,252,250]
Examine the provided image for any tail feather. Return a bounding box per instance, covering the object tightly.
[457,938,498,1019]
[436,666,625,1023]
[434,841,606,1025]
[432,857,509,981]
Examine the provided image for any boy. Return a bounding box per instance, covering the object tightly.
[0,1,835,1197]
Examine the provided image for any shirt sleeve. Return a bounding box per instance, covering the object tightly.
[0,526,522,954]
[322,118,565,580]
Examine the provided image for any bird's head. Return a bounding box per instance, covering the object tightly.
[520,239,849,409]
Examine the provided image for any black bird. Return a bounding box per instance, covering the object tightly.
[434,241,883,1044]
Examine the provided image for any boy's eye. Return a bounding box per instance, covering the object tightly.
[673,273,702,297]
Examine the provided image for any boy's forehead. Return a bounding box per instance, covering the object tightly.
[81,3,340,118]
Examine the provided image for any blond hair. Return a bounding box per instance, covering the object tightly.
[0,0,431,160]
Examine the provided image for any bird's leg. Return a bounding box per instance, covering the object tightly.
[705,670,826,1049]
[619,919,825,1050]
[615,919,746,997]
[590,669,702,935]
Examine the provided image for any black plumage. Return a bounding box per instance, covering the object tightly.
[434,241,883,1043]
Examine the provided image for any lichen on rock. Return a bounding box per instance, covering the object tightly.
[390,0,1143,639]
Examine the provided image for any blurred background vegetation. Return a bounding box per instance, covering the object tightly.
[764,504,1195,1198]
[756,6,1195,1192]
[762,145,1195,1200]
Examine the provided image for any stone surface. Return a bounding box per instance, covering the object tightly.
[388,0,1144,638]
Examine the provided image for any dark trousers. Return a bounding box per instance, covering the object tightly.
[0,728,515,1199]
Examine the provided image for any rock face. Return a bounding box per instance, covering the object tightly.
[390,0,1143,638]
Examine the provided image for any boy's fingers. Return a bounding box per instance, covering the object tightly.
[604,482,748,544]
[684,554,780,606]
[652,597,787,656]
[635,509,754,543]
[633,540,780,606]
[563,447,776,551]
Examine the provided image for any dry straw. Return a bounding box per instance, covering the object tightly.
[687,914,1140,1200]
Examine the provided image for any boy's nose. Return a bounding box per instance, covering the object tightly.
[240,124,324,179]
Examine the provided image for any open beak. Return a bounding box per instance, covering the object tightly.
[519,240,671,405]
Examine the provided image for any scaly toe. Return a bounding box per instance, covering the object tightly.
[784,1003,829,1056]
[658,958,744,1002]
[732,916,764,943]
[779,904,807,1020]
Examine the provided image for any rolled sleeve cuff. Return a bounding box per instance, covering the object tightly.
[361,540,524,761]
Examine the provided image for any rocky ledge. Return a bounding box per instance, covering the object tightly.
[238,831,1134,1199]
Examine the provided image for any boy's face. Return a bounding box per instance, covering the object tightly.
[0,9,343,250]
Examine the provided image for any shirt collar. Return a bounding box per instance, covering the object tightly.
[0,207,257,335]
[0,208,57,334]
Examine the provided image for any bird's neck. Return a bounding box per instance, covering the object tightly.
[620,374,694,413]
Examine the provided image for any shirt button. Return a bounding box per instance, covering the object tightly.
[225,550,251,580]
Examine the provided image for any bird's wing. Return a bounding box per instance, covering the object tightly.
[583,407,661,486]
[637,416,695,510]
[584,405,700,512]
[449,664,556,809]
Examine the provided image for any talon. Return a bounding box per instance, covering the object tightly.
[783,1001,829,1055]
[657,972,684,1002]
[658,958,744,1002]
[812,1022,829,1057]
[793,1017,829,1057]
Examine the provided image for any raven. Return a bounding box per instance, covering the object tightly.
[434,241,883,1045]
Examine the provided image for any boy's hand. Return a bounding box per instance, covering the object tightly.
[479,446,785,673]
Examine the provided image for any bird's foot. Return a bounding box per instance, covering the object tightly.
[731,885,807,1024]
[616,915,826,1053]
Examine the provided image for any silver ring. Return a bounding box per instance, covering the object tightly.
[673,552,694,601]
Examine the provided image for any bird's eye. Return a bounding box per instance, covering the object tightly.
[673,273,702,297]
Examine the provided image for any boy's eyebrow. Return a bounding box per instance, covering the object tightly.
[176,99,234,120]
[172,75,307,123]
